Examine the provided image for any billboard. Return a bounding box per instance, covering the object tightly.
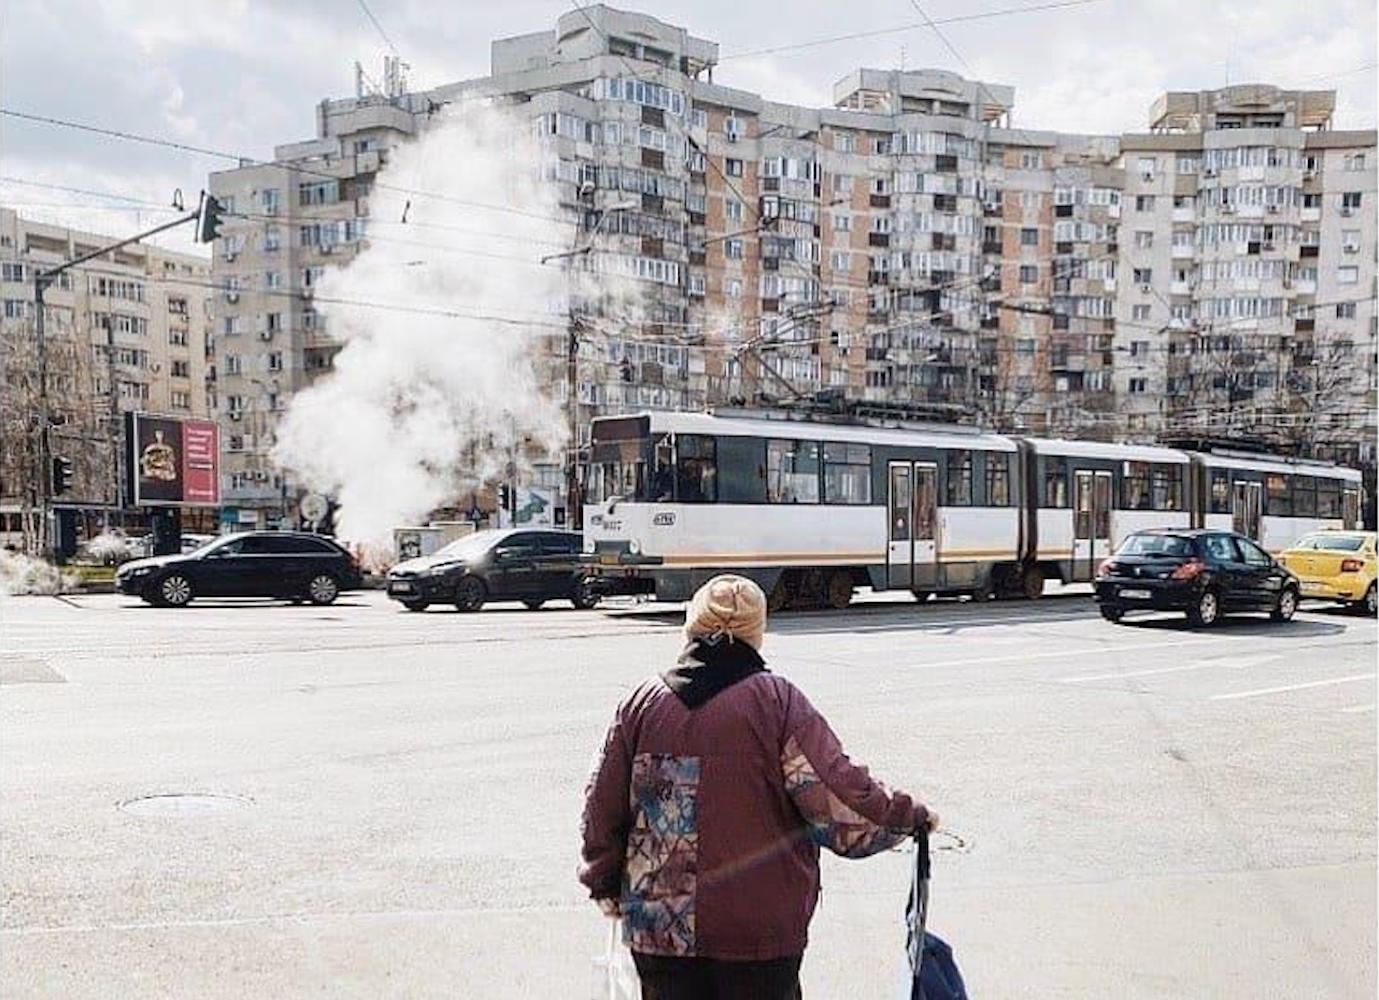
[125,413,221,507]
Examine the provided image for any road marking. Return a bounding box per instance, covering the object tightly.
[1339,703,1375,714]
[1210,674,1376,701]
[1059,663,1212,683]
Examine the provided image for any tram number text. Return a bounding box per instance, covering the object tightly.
[652,512,677,527]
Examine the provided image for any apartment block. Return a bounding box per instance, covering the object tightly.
[206,5,1376,522]
[0,207,214,535]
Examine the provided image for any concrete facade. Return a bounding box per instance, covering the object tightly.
[0,207,214,535]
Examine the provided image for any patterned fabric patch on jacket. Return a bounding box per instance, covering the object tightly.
[623,753,701,955]
[781,735,906,859]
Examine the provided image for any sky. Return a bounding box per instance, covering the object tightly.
[0,0,1374,253]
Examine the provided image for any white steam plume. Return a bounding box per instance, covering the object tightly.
[273,107,569,544]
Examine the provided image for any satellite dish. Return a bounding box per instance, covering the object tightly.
[299,493,329,523]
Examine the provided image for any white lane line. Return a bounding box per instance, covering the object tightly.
[1059,663,1213,683]
[1210,674,1376,701]
[1339,703,1376,714]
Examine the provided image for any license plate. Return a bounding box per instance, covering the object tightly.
[599,554,620,566]
[389,582,413,593]
[1119,588,1152,600]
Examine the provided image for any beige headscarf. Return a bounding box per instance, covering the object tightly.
[684,574,767,650]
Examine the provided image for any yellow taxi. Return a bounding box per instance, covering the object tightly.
[1277,529,1377,615]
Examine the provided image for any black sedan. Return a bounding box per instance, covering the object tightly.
[1095,529,1301,627]
[116,532,362,607]
[386,528,598,612]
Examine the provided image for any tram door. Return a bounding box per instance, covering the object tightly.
[1073,470,1113,581]
[1342,488,1360,529]
[1232,481,1263,540]
[887,462,938,590]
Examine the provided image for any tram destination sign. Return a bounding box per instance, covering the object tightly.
[125,412,221,507]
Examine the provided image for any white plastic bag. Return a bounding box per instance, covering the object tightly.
[591,921,641,1000]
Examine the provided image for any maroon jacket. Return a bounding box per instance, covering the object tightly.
[578,641,927,961]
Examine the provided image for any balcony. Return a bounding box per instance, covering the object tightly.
[1172,207,1194,223]
[1170,280,1193,296]
[868,232,891,248]
[869,194,891,209]
[982,241,1003,255]
[1171,243,1194,259]
[1301,207,1321,222]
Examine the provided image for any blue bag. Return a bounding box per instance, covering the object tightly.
[905,827,968,1000]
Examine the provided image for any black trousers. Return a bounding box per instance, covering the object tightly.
[632,952,803,1000]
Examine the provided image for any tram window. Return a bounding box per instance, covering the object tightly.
[1209,470,1231,514]
[592,461,644,504]
[944,450,973,506]
[675,434,717,503]
[649,435,675,501]
[1043,465,1069,508]
[823,443,871,504]
[1292,476,1316,516]
[1265,474,1290,516]
[1121,462,1153,510]
[1150,464,1183,510]
[1317,481,1342,519]
[766,439,820,503]
[716,436,767,503]
[985,453,1011,506]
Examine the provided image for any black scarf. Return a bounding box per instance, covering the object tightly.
[661,637,767,709]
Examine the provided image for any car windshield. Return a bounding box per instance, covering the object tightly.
[1117,533,1194,557]
[433,532,501,560]
[183,536,219,554]
[198,534,246,556]
[1293,533,1367,552]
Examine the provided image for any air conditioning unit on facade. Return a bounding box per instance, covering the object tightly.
[1340,207,1354,217]
[1140,283,1152,293]
[223,250,238,262]
[1267,205,1280,214]
[225,292,239,303]
[1222,206,1236,215]
[1141,172,1154,182]
[320,243,335,254]
[258,330,273,341]
[253,471,269,482]
[1343,242,1360,254]
[1204,168,1218,178]
[229,411,242,421]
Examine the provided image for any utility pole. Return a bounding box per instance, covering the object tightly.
[28,193,221,558]
[566,311,582,530]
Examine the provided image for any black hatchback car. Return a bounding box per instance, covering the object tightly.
[116,532,362,607]
[386,528,597,612]
[1095,529,1300,627]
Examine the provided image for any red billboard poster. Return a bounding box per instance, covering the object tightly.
[126,413,222,507]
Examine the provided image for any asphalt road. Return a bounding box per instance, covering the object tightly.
[1,589,1374,999]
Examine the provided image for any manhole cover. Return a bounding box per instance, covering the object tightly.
[118,793,253,817]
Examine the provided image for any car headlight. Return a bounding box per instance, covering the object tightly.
[628,539,641,555]
[122,565,152,577]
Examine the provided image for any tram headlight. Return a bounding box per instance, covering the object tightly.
[628,539,641,555]
[583,536,595,554]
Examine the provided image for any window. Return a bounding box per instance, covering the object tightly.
[675,434,716,503]
[1020,227,1038,246]
[1019,264,1038,284]
[171,390,191,410]
[823,443,870,504]
[1292,476,1316,517]
[835,133,854,153]
[261,188,280,215]
[1338,266,1359,285]
[1043,464,1068,508]
[724,239,743,260]
[265,271,281,290]
[1238,539,1272,567]
[264,227,281,252]
[1209,471,1230,513]
[1341,191,1362,210]
[223,316,241,336]
[766,439,820,503]
[944,451,973,505]
[1345,153,1366,171]
[1135,195,1155,212]
[1020,151,1043,169]
[725,158,743,177]
[689,274,705,296]
[1134,231,1153,249]
[1132,304,1150,321]
[267,352,283,372]
[1202,534,1239,563]
[1,263,25,282]
[1130,340,1150,357]
[830,251,850,271]
[170,360,190,378]
[298,181,336,206]
[985,453,1011,506]
[1017,338,1035,356]
[1336,302,1356,319]
[1265,474,1290,516]
[726,199,744,222]
[1316,483,1343,519]
[1129,378,1147,393]
[1137,157,1157,177]
[1151,464,1183,510]
[1132,267,1153,285]
[224,355,242,375]
[1121,462,1152,509]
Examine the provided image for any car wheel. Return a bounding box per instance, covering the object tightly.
[156,573,194,608]
[306,574,339,606]
[523,599,545,611]
[1358,584,1377,617]
[825,571,853,610]
[570,578,600,610]
[912,590,931,603]
[1099,606,1124,623]
[454,576,486,612]
[1270,586,1299,623]
[969,585,991,603]
[1186,589,1220,628]
[401,599,429,613]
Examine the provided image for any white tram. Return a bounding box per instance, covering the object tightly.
[582,411,1364,608]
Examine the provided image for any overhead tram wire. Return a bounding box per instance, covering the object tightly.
[354,0,399,55]
[719,0,1106,61]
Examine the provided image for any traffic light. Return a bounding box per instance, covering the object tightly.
[195,191,226,244]
[498,483,512,510]
[51,456,74,495]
